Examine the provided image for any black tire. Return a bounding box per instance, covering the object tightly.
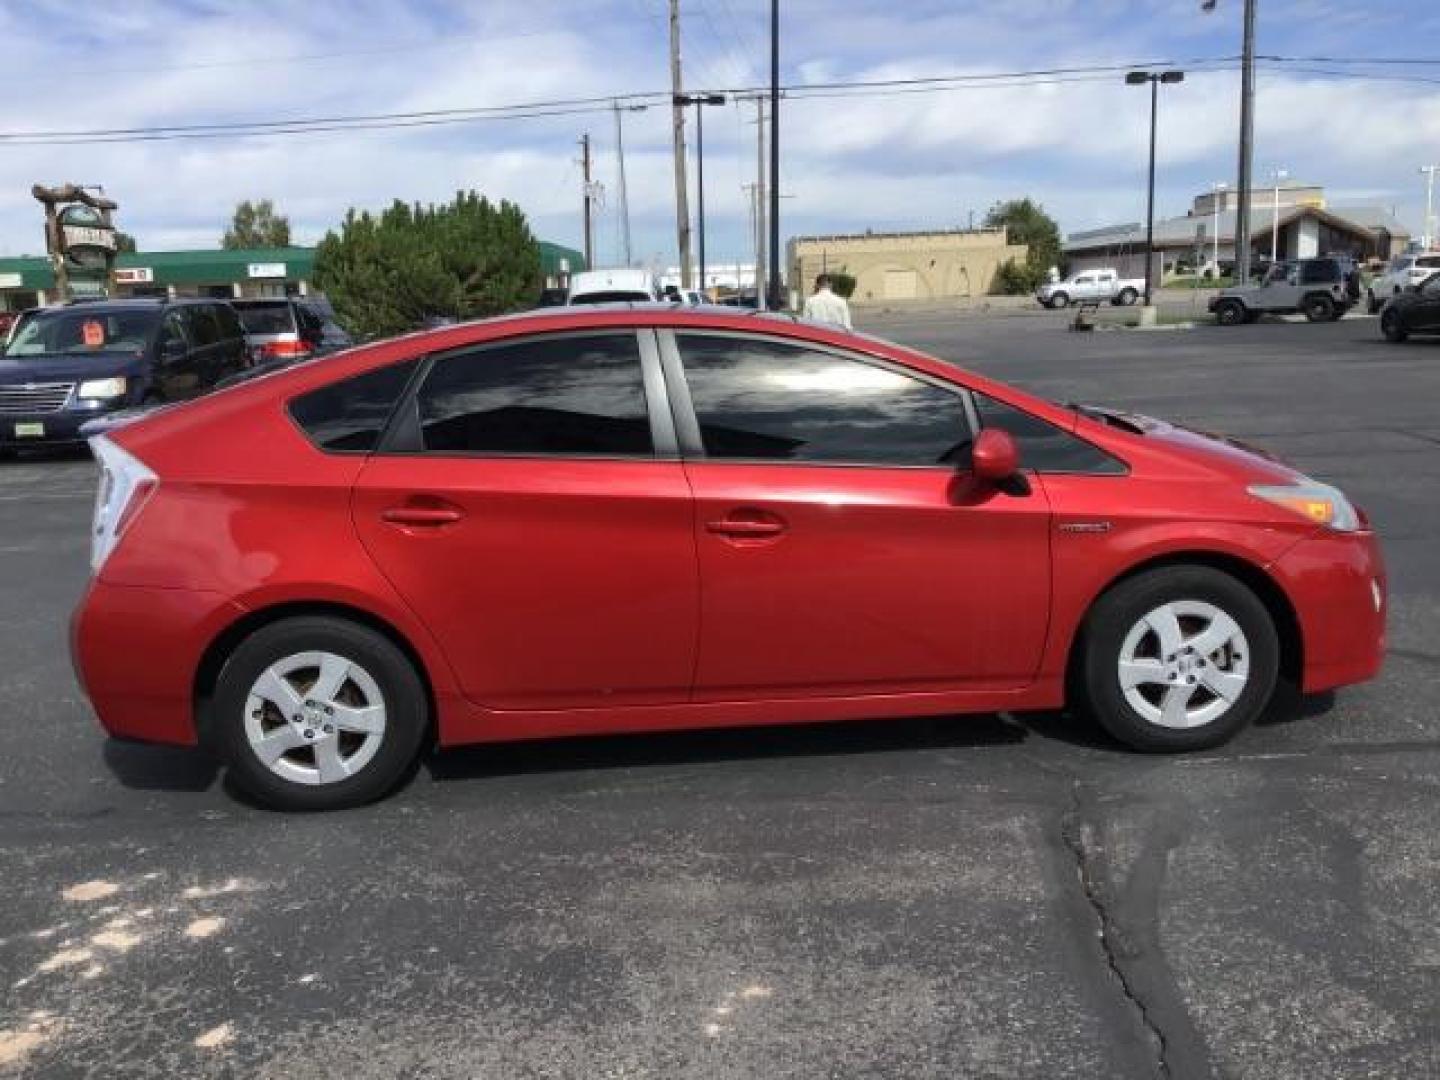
[1381,308,1409,344]
[1303,294,1335,323]
[1049,292,1070,310]
[1215,299,1246,326]
[210,616,429,810]
[1117,287,1139,307]
[1075,566,1279,752]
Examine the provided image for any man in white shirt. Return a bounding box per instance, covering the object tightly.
[801,274,853,330]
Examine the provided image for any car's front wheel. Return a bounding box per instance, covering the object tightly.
[1381,307,1409,343]
[1048,292,1070,310]
[211,616,429,810]
[1077,566,1279,752]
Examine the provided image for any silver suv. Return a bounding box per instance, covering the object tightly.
[1210,257,1358,326]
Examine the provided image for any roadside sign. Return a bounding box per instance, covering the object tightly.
[247,262,286,279]
[114,267,153,284]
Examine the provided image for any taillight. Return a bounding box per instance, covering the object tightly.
[259,339,311,359]
[89,436,158,572]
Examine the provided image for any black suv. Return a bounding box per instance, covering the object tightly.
[0,298,248,448]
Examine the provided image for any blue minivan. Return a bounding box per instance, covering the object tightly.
[0,298,249,449]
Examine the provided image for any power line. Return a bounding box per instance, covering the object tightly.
[1,54,1434,147]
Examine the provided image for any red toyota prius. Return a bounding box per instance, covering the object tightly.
[71,307,1386,809]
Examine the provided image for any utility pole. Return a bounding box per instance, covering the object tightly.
[669,0,692,288]
[675,93,726,295]
[755,96,767,306]
[1201,0,1256,283]
[579,133,594,269]
[767,0,781,309]
[1126,69,1185,307]
[613,102,644,266]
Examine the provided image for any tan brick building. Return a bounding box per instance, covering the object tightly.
[788,228,1028,304]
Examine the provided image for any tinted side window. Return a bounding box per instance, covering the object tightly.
[974,394,1125,474]
[290,360,419,453]
[678,335,971,466]
[214,304,244,341]
[417,334,652,456]
[1300,259,1339,285]
[185,306,221,346]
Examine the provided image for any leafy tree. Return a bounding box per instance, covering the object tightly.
[223,199,292,249]
[313,191,542,339]
[114,231,137,253]
[984,198,1062,294]
[991,258,1036,297]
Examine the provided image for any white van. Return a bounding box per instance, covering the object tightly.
[566,268,658,305]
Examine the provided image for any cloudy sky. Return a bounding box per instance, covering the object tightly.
[0,0,1436,267]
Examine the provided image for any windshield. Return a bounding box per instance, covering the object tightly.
[234,302,296,335]
[3,309,158,357]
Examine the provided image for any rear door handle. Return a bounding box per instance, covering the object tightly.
[381,506,464,527]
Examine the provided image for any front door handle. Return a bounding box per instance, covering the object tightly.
[381,505,464,527]
[706,519,785,538]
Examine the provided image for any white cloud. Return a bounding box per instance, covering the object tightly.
[0,0,1435,267]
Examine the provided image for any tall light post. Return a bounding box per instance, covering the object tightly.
[1270,167,1288,263]
[1422,165,1439,250]
[674,93,726,293]
[1211,181,1228,276]
[1126,69,1185,307]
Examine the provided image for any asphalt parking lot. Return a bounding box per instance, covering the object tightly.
[2,313,1437,1079]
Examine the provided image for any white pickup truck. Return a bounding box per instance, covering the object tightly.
[1035,268,1144,309]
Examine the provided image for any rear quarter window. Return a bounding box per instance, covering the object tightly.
[289,359,419,453]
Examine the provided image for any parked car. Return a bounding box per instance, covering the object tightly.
[1367,252,1440,313]
[71,307,1386,810]
[1378,271,1440,342]
[1210,257,1357,325]
[567,268,658,304]
[0,298,247,449]
[231,298,350,365]
[1036,268,1144,309]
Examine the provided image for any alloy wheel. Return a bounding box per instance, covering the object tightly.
[1117,600,1251,730]
[243,651,388,785]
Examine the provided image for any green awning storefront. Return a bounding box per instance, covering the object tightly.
[2,240,584,298]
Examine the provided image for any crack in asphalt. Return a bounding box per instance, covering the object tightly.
[1060,781,1174,1080]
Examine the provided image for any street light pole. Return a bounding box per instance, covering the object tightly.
[1212,181,1227,275]
[674,93,726,296]
[1127,70,1185,307]
[1422,165,1439,250]
[1269,168,1288,263]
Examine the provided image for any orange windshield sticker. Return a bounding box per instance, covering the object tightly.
[82,320,105,347]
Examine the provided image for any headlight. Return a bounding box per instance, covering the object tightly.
[1249,481,1360,532]
[78,377,128,400]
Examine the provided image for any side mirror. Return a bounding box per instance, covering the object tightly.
[972,428,1020,484]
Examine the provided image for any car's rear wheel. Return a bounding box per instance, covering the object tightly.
[1381,307,1409,343]
[1049,292,1069,310]
[1215,299,1246,326]
[211,616,428,810]
[1076,566,1279,752]
[1117,287,1139,306]
[1304,294,1335,323]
